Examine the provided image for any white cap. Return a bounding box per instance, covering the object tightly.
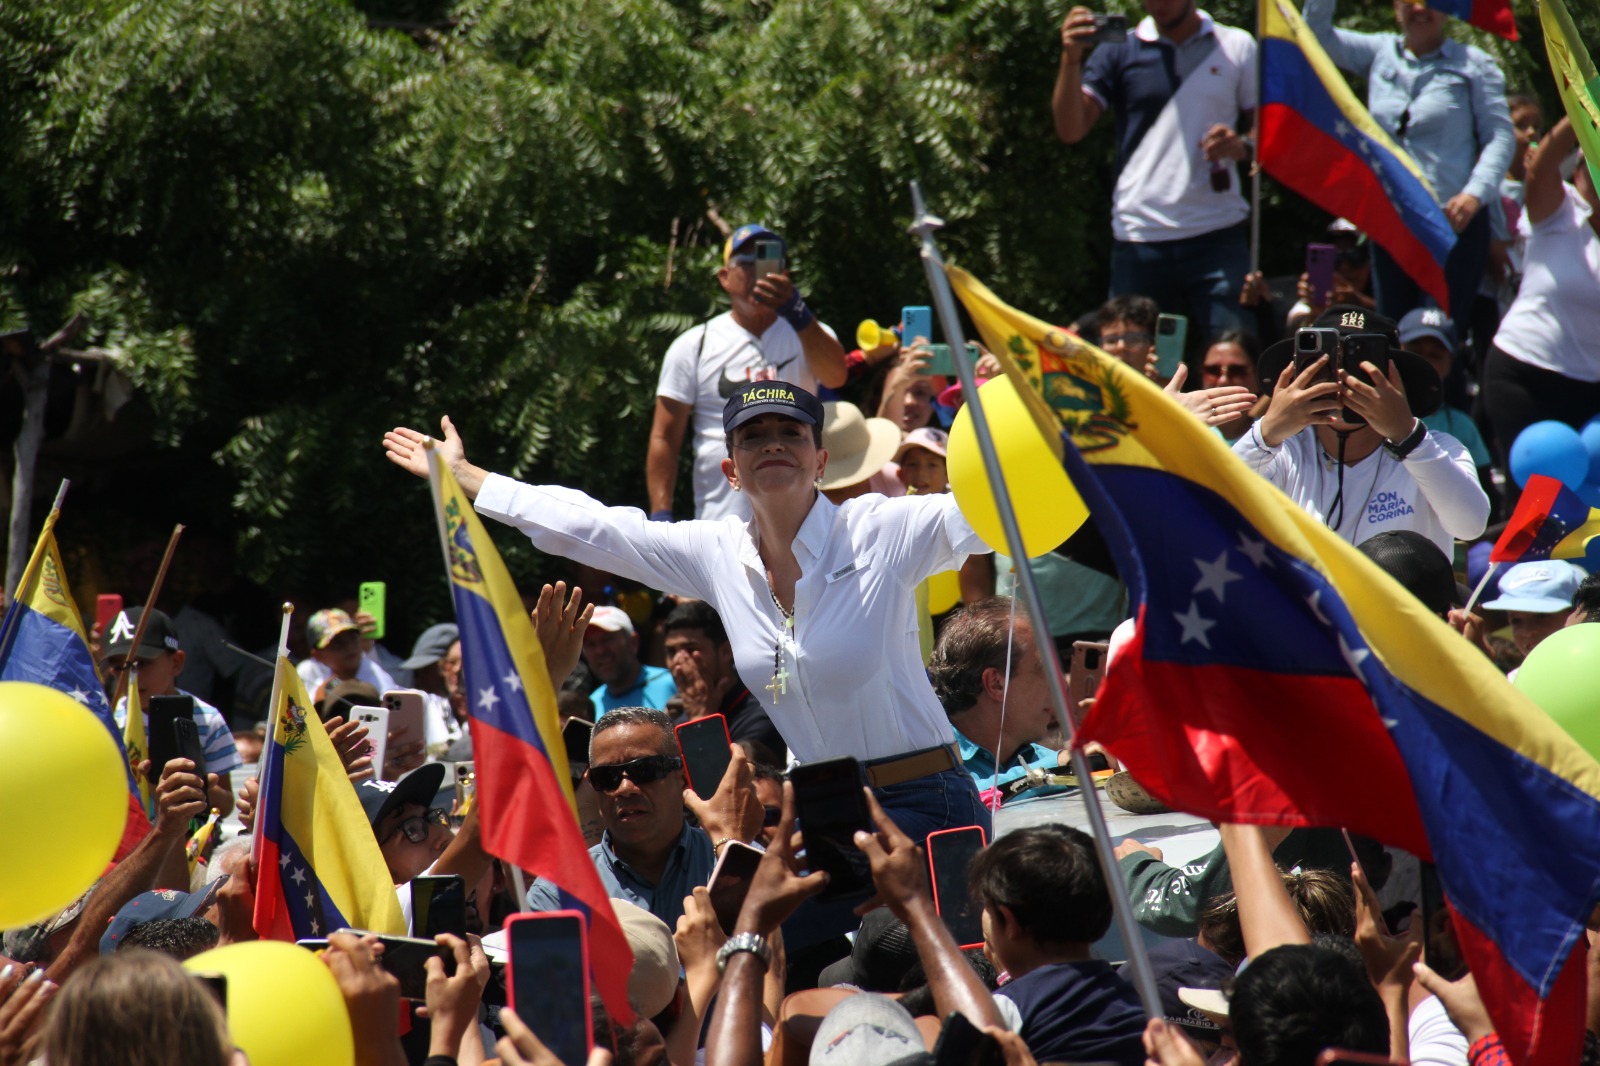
[587,605,636,635]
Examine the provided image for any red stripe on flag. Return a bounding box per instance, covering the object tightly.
[1260,105,1451,308]
[1081,614,1430,853]
[252,837,297,942]
[112,793,152,863]
[471,717,636,1025]
[1492,475,1564,562]
[1451,907,1585,1066]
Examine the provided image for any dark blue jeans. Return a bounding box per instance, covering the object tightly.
[1371,207,1489,330]
[1109,222,1250,351]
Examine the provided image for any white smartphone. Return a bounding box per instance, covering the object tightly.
[382,689,428,751]
[353,704,392,780]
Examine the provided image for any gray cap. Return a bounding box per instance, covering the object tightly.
[809,993,930,1066]
[399,623,459,670]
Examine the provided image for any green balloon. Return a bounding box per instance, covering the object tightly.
[1513,623,1600,756]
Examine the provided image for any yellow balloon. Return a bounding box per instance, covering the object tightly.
[0,682,126,928]
[186,941,355,1066]
[947,376,1089,556]
[926,570,962,615]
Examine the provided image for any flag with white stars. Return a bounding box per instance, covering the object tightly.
[252,657,405,942]
[950,267,1600,1066]
[1258,0,1456,309]
[427,447,637,1026]
[0,511,150,859]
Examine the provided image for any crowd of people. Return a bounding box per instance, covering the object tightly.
[4,0,1599,1063]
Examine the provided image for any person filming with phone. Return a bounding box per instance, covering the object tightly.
[386,380,994,843]
[1233,306,1488,559]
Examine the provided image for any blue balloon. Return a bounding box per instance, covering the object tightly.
[1582,482,1600,509]
[1509,420,1589,489]
[1581,415,1600,486]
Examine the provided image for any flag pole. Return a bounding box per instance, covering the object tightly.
[0,479,70,655]
[1250,0,1264,275]
[1463,562,1499,615]
[109,523,186,710]
[251,603,295,876]
[908,181,1163,1018]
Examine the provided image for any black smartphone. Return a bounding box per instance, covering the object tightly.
[927,826,988,950]
[1087,12,1128,45]
[172,718,208,783]
[1293,327,1340,385]
[1417,861,1459,976]
[933,1011,1006,1066]
[676,714,733,801]
[506,911,593,1066]
[707,841,765,933]
[192,971,227,1009]
[1337,333,1391,426]
[482,958,509,1008]
[295,933,453,1000]
[145,695,196,782]
[789,756,874,900]
[562,718,594,776]
[412,874,467,939]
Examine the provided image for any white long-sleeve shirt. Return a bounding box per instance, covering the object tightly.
[475,475,983,764]
[1232,423,1489,559]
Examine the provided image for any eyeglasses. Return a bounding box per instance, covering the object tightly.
[762,805,782,827]
[387,807,449,845]
[587,755,683,794]
[1099,331,1152,348]
[1202,364,1254,382]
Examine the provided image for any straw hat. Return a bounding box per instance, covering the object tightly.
[819,402,901,491]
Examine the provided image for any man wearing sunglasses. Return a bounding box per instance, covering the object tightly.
[525,707,763,928]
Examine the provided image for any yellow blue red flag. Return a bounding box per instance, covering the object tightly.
[427,448,636,1025]
[1491,474,1600,564]
[123,678,154,818]
[252,657,406,940]
[948,265,1600,1066]
[0,510,150,860]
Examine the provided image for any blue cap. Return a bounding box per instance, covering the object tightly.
[100,879,228,955]
[1482,561,1587,613]
[1398,307,1457,350]
[723,224,783,264]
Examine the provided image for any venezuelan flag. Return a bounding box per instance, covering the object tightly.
[252,657,406,940]
[428,449,637,1026]
[1542,0,1600,193]
[948,265,1600,1066]
[0,511,150,860]
[1259,0,1456,308]
[1492,474,1600,564]
[1409,0,1515,40]
[123,679,154,819]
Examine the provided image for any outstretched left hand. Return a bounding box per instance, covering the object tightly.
[1165,364,1256,427]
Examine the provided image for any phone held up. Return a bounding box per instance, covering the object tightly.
[505,911,593,1066]
[676,713,733,801]
[1086,12,1128,45]
[789,756,874,901]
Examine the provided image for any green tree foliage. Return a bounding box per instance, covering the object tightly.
[0,0,1591,643]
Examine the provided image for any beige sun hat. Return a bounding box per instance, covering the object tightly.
[819,401,901,491]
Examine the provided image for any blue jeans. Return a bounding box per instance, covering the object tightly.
[1371,208,1489,330]
[1109,222,1250,352]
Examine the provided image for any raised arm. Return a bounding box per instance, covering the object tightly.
[1523,117,1577,226]
[1301,0,1383,77]
[1053,7,1105,144]
[1217,822,1311,958]
[383,416,488,499]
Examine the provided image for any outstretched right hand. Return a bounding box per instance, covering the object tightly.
[1257,358,1341,447]
[384,416,487,498]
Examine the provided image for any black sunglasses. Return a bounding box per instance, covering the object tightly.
[587,755,683,794]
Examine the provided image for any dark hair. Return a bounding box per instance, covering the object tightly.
[750,761,785,784]
[557,689,594,722]
[662,600,729,646]
[1196,869,1356,970]
[968,824,1111,945]
[1573,572,1600,624]
[896,948,997,1016]
[1097,294,1159,334]
[928,598,1028,716]
[1206,329,1258,362]
[1506,93,1541,114]
[116,917,221,961]
[1230,945,1388,1066]
[591,706,676,760]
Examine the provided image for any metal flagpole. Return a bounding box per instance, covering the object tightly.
[908,181,1163,1018]
[251,603,295,877]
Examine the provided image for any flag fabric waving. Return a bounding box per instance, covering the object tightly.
[1491,474,1600,564]
[252,657,406,941]
[947,265,1600,1066]
[1259,0,1456,307]
[0,511,150,860]
[1541,0,1600,193]
[427,449,636,1026]
[1409,0,1516,40]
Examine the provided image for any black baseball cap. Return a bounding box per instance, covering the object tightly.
[355,763,447,831]
[722,381,824,435]
[100,606,182,666]
[1257,305,1441,417]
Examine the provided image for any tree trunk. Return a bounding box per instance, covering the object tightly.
[7,356,50,593]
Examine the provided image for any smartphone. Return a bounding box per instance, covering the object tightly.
[1419,861,1454,975]
[382,689,427,749]
[707,841,765,934]
[901,305,934,347]
[789,756,874,901]
[933,1011,1007,1066]
[193,971,228,1010]
[295,933,453,1000]
[352,703,391,780]
[921,341,980,377]
[172,718,208,783]
[483,958,509,1008]
[753,239,785,280]
[1293,327,1340,384]
[1154,313,1187,380]
[676,714,733,800]
[358,582,387,641]
[927,826,988,950]
[1305,243,1337,307]
[1314,1051,1408,1066]
[1068,641,1110,720]
[1086,12,1129,45]
[145,695,196,782]
[95,594,124,638]
[506,911,593,1066]
[562,717,594,776]
[412,874,467,939]
[454,763,475,814]
[1337,333,1391,428]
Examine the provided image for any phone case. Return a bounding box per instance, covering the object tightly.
[504,911,593,1066]
[676,714,733,800]
[926,826,988,950]
[358,582,387,641]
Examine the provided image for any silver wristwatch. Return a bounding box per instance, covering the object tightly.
[716,931,772,973]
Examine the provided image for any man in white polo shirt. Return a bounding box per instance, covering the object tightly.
[647,223,847,521]
[1052,0,1256,348]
